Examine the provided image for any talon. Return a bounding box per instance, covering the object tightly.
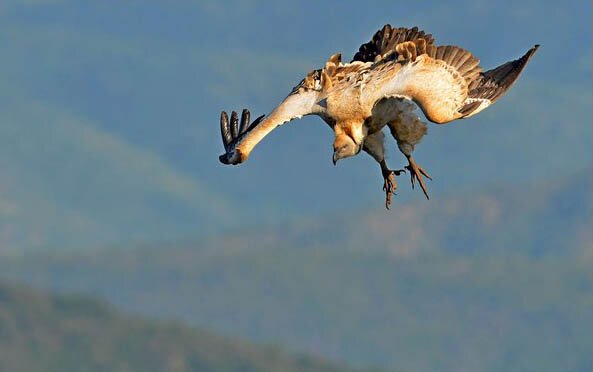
[419,167,432,180]
[405,156,431,200]
[382,170,399,209]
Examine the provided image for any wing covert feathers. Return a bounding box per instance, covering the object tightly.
[369,37,537,123]
[352,25,435,63]
[370,39,482,123]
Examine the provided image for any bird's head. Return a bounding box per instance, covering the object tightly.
[333,133,360,165]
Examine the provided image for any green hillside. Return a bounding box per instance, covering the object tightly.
[3,171,591,371]
[0,281,365,372]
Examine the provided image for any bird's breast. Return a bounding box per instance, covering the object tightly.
[325,88,370,125]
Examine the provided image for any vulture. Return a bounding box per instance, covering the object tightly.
[218,25,539,208]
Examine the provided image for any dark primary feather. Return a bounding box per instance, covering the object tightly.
[466,45,540,104]
[221,110,265,149]
[219,109,266,164]
[230,111,239,139]
[248,114,266,132]
[240,109,250,135]
[220,111,232,151]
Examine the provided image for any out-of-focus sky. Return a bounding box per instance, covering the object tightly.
[0,0,590,250]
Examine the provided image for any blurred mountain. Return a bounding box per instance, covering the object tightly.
[0,280,367,372]
[2,169,591,371]
[0,0,591,250]
[0,97,233,252]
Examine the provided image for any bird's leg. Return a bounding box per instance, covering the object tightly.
[405,155,432,200]
[380,159,405,209]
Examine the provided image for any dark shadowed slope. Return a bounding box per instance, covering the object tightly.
[0,281,369,372]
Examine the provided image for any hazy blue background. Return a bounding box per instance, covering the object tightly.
[0,1,591,371]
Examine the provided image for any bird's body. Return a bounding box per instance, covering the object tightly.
[218,25,539,208]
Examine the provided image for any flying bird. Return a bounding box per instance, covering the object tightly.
[218,25,538,208]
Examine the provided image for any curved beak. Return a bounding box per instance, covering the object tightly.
[332,152,338,166]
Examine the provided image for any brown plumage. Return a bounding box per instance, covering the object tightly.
[218,25,539,208]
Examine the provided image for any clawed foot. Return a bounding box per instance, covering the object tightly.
[405,156,432,200]
[382,168,406,209]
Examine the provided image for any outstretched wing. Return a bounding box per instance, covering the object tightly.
[458,44,540,117]
[219,88,323,165]
[352,25,435,63]
[365,43,482,123]
[365,41,538,124]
